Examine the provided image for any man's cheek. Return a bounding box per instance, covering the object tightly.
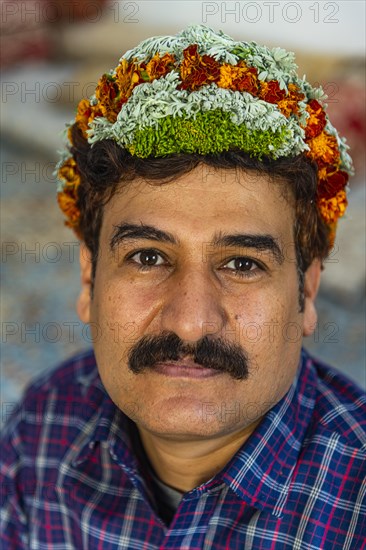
[101,319,140,347]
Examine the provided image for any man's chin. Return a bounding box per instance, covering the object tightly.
[121,394,248,440]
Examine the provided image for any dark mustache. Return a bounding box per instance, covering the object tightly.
[128,331,250,380]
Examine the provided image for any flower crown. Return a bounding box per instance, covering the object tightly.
[56,24,353,244]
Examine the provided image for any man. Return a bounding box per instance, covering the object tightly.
[1,25,365,549]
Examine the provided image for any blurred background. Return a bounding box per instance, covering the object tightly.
[1,0,365,416]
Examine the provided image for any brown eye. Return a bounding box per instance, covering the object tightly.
[222,257,263,279]
[226,258,256,271]
[128,249,166,267]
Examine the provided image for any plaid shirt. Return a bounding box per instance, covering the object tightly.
[1,348,365,549]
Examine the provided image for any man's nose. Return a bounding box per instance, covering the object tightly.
[159,267,227,343]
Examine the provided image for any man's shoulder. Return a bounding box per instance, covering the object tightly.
[25,348,98,393]
[304,350,366,448]
[3,349,100,433]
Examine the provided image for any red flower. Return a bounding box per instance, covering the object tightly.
[259,80,286,104]
[304,99,327,139]
[179,44,220,91]
[318,167,348,200]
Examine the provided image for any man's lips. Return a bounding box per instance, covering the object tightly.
[153,360,222,378]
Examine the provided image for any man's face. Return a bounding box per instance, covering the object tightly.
[78,166,320,440]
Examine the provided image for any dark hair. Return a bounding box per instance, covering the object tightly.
[71,125,329,309]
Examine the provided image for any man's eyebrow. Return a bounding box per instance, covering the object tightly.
[110,223,284,264]
[110,223,178,251]
[212,231,284,264]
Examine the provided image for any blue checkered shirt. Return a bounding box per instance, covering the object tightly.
[1,348,365,549]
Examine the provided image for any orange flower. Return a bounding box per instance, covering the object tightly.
[115,58,146,102]
[306,131,340,166]
[145,52,175,81]
[218,61,259,95]
[57,189,80,227]
[259,80,286,104]
[318,189,347,224]
[95,74,122,122]
[58,158,81,189]
[179,44,220,91]
[304,99,326,139]
[75,98,103,137]
[75,98,93,135]
[277,83,305,118]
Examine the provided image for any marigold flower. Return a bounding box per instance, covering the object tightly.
[304,99,327,138]
[95,74,122,122]
[218,61,259,95]
[145,52,175,81]
[259,80,286,104]
[115,58,145,102]
[179,44,220,90]
[58,158,81,189]
[307,131,340,165]
[75,98,92,135]
[318,167,348,199]
[318,189,347,224]
[55,28,354,240]
[57,189,80,226]
[277,83,305,118]
[75,98,103,137]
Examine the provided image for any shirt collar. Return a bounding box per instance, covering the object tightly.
[69,354,156,502]
[70,348,317,518]
[69,352,137,471]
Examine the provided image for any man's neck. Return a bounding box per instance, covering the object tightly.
[137,421,261,493]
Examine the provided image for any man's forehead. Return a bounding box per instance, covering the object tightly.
[102,165,294,265]
[104,166,294,228]
[115,165,276,192]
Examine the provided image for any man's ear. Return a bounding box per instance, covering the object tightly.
[76,243,93,323]
[303,258,322,337]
